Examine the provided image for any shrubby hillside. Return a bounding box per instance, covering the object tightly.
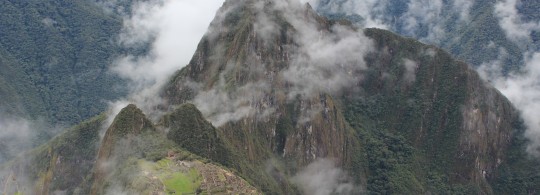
[0,0,126,125]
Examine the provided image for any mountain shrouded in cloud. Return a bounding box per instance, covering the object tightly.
[164,0,534,193]
[1,0,540,194]
[310,0,540,158]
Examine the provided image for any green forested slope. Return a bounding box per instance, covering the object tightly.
[0,0,125,125]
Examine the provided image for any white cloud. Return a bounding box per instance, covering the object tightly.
[95,0,129,14]
[481,52,540,156]
[494,0,540,44]
[278,0,374,99]
[41,17,57,27]
[477,47,509,82]
[194,80,273,127]
[340,0,389,29]
[253,1,280,43]
[453,0,473,21]
[402,0,445,43]
[481,0,540,156]
[0,117,33,162]
[292,159,360,195]
[402,58,418,83]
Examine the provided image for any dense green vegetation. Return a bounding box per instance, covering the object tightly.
[333,28,479,194]
[0,0,126,125]
[490,119,540,194]
[161,104,232,166]
[162,103,298,194]
[147,159,202,194]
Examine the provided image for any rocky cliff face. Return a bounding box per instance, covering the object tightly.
[459,65,516,188]
[357,29,520,193]
[165,0,357,168]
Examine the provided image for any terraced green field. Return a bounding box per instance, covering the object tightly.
[139,159,202,194]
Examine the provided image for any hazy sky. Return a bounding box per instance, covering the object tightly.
[107,0,225,120]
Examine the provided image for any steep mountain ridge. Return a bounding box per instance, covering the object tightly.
[353,29,520,193]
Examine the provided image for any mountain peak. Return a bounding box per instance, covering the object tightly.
[90,104,155,194]
[105,104,153,138]
[161,103,231,166]
[161,0,526,193]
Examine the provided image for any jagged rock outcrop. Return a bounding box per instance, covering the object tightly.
[459,65,516,188]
